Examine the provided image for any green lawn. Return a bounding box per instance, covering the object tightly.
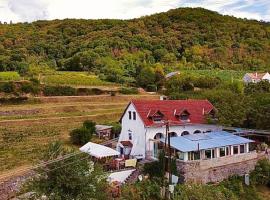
[0,72,21,81]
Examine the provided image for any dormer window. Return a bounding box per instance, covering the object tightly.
[180,111,190,121]
[148,110,164,122]
[175,109,190,122]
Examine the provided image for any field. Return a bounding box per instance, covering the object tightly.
[41,71,117,87]
[181,69,245,81]
[0,94,159,179]
[0,72,21,81]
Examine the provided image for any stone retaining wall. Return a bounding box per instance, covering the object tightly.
[176,151,267,183]
[0,171,33,200]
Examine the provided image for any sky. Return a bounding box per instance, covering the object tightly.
[0,0,269,23]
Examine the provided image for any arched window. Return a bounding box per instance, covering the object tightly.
[154,133,164,139]
[194,130,201,134]
[169,132,177,137]
[181,131,190,136]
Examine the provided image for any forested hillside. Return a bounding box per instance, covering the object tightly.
[0,7,270,86]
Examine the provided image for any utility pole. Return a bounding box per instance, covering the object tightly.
[162,120,172,199]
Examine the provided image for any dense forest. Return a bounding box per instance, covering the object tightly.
[0,8,270,86]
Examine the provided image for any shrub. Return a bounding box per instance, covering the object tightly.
[146,84,157,92]
[91,88,103,95]
[119,87,138,94]
[21,82,40,94]
[70,127,92,145]
[250,159,270,186]
[83,120,96,132]
[0,96,28,104]
[0,82,15,93]
[43,85,77,96]
[70,120,96,145]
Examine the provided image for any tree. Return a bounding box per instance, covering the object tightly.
[137,66,155,89]
[70,120,96,145]
[70,127,92,145]
[21,142,109,200]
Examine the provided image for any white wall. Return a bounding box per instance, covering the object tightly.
[117,103,146,158]
[262,72,270,82]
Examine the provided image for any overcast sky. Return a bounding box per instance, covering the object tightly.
[0,0,269,23]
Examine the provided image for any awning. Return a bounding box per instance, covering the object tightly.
[107,169,136,184]
[80,142,120,158]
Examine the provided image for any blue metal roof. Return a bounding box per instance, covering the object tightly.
[160,131,253,152]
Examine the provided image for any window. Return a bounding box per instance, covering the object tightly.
[219,147,225,157]
[180,110,190,121]
[226,146,230,156]
[128,111,132,120]
[188,151,200,161]
[133,112,136,120]
[181,131,190,136]
[240,144,245,154]
[169,132,177,137]
[233,146,239,155]
[128,132,132,140]
[178,152,185,160]
[153,116,162,122]
[194,130,201,134]
[211,149,215,158]
[205,149,212,159]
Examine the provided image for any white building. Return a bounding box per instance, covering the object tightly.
[243,72,270,84]
[117,99,222,160]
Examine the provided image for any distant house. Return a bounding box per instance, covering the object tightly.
[165,71,180,79]
[95,125,113,139]
[243,72,270,84]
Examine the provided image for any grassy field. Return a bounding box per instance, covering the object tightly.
[0,94,159,178]
[0,72,21,81]
[181,69,245,81]
[41,71,117,86]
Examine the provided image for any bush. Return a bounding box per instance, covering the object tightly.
[70,120,96,145]
[21,82,40,94]
[119,87,138,94]
[43,85,77,96]
[0,96,28,104]
[91,88,103,95]
[70,127,92,145]
[251,159,270,186]
[0,82,15,93]
[83,120,96,132]
[146,84,157,92]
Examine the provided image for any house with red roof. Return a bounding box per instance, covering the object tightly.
[243,72,270,84]
[117,99,222,160]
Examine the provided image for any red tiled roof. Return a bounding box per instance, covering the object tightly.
[131,99,215,127]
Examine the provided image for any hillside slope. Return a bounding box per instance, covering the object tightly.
[0,8,270,84]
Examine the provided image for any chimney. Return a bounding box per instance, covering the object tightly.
[255,72,258,77]
[202,108,205,115]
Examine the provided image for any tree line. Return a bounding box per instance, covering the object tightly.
[0,8,270,88]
